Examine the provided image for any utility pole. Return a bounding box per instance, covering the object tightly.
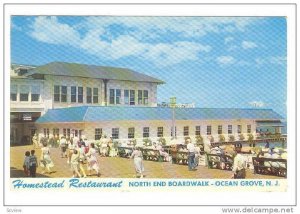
[170,97,176,140]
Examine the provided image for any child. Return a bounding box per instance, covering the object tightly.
[29,150,38,177]
[23,151,30,177]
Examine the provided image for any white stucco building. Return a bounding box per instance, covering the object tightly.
[10,62,283,145]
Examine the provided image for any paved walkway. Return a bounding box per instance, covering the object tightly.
[10,145,280,179]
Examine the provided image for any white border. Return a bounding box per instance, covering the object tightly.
[3,4,296,206]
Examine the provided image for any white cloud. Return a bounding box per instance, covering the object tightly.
[270,56,286,65]
[249,101,265,108]
[216,56,235,65]
[224,37,234,44]
[242,41,258,49]
[30,16,81,47]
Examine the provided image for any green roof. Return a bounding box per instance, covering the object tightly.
[26,62,164,84]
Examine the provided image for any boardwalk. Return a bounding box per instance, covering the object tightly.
[10,145,281,179]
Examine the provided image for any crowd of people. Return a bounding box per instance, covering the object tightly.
[23,133,286,179]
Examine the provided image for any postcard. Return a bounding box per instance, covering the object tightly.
[2,2,297,209]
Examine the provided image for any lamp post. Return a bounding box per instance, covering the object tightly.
[170,97,176,140]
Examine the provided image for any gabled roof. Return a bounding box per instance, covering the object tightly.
[36,106,283,123]
[26,62,164,84]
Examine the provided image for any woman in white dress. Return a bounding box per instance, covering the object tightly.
[86,143,100,177]
[40,142,54,174]
[130,147,144,178]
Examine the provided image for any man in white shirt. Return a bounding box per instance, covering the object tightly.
[232,151,246,179]
[186,139,196,171]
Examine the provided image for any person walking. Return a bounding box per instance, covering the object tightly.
[23,151,30,177]
[40,142,54,174]
[86,143,100,177]
[78,144,87,178]
[186,139,196,171]
[29,150,38,177]
[232,150,246,179]
[67,138,76,164]
[70,149,82,178]
[59,136,67,158]
[130,146,144,178]
[32,133,39,149]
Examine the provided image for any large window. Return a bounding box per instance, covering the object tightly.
[184,126,189,136]
[128,127,135,139]
[112,128,119,139]
[43,128,49,138]
[138,90,149,105]
[237,125,242,134]
[228,125,233,134]
[157,127,164,137]
[207,125,212,135]
[54,85,60,102]
[138,90,143,105]
[20,85,30,101]
[31,85,40,102]
[218,125,222,134]
[11,85,17,101]
[195,126,201,136]
[87,87,92,103]
[130,90,135,105]
[93,88,98,103]
[53,128,59,137]
[95,128,102,140]
[143,127,149,138]
[247,125,251,133]
[71,86,77,103]
[63,128,71,138]
[61,86,67,102]
[109,89,115,104]
[143,90,149,105]
[171,126,177,138]
[124,90,129,105]
[78,87,83,103]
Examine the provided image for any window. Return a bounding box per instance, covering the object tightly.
[247,125,251,133]
[143,127,149,138]
[228,125,233,134]
[31,85,40,102]
[87,87,92,103]
[144,90,149,105]
[43,128,49,138]
[130,90,135,105]
[184,126,189,136]
[11,85,17,101]
[54,85,60,102]
[71,86,77,103]
[138,90,143,105]
[171,126,177,137]
[93,88,98,103]
[78,87,83,103]
[218,125,222,134]
[20,85,30,101]
[109,89,115,105]
[157,127,164,137]
[207,125,212,135]
[128,127,135,139]
[63,128,70,138]
[124,90,129,105]
[95,128,102,140]
[238,125,242,134]
[116,89,121,104]
[61,86,67,102]
[53,128,59,137]
[112,128,119,139]
[195,126,201,136]
[67,129,70,138]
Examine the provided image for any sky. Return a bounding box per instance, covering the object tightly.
[11,16,287,118]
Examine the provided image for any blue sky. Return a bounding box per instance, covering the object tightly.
[11,16,287,118]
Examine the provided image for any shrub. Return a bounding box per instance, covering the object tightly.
[143,138,152,147]
[158,137,166,146]
[219,134,225,142]
[239,134,245,141]
[247,133,254,142]
[229,135,235,142]
[209,136,214,143]
[195,135,203,144]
